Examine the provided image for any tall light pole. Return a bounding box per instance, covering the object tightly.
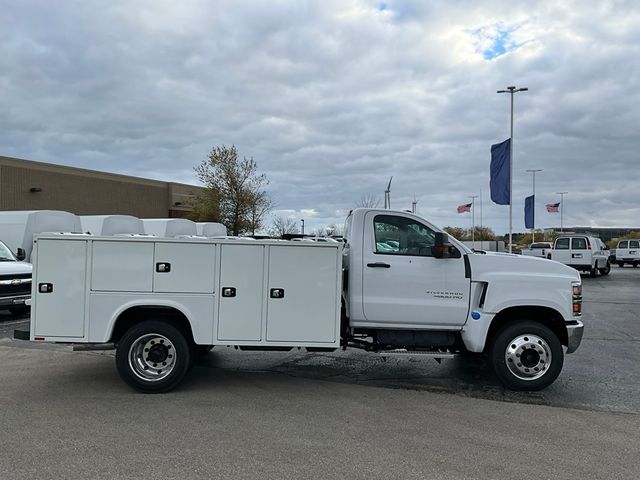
[556,192,568,232]
[300,219,305,235]
[497,85,528,253]
[526,168,542,242]
[469,195,479,246]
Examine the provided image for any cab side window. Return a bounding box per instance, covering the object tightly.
[555,238,570,250]
[373,215,436,256]
[630,241,640,249]
[618,241,628,249]
[572,238,587,250]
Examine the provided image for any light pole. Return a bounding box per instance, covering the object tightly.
[526,168,542,242]
[556,192,568,232]
[469,195,479,246]
[497,85,528,253]
[300,219,305,236]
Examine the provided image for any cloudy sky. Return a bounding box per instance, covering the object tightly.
[1,0,638,234]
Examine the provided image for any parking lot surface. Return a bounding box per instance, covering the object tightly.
[1,266,639,479]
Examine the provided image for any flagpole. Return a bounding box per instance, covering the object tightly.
[557,191,568,232]
[497,86,528,253]
[469,195,478,247]
[526,169,542,242]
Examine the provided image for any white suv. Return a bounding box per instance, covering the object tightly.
[550,235,610,277]
[615,239,640,267]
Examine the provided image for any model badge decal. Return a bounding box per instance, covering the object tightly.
[425,290,464,300]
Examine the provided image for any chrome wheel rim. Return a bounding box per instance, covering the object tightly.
[504,334,552,381]
[128,333,176,382]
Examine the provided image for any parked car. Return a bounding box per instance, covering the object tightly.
[521,242,553,259]
[0,239,32,316]
[615,240,640,267]
[549,235,610,277]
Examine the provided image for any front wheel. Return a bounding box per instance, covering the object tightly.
[617,262,624,267]
[599,261,611,276]
[490,321,564,391]
[115,320,192,393]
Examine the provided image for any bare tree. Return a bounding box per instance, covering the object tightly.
[269,216,299,237]
[191,145,271,235]
[356,193,381,208]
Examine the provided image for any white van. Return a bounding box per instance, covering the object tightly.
[550,235,610,277]
[615,239,640,267]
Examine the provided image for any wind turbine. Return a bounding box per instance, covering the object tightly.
[384,176,393,209]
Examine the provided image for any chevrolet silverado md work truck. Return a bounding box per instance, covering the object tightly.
[17,208,584,393]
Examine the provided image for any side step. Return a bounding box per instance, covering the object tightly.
[376,349,458,362]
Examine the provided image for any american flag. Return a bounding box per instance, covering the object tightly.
[546,202,560,213]
[457,203,472,213]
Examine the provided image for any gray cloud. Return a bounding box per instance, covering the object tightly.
[1,0,638,234]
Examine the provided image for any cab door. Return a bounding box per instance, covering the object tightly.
[552,237,571,264]
[361,212,470,328]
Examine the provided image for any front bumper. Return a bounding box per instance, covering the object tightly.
[0,295,30,307]
[566,320,584,353]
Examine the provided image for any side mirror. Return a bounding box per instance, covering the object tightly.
[433,232,452,259]
[16,248,26,261]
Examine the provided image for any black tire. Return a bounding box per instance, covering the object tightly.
[617,262,624,267]
[9,306,30,316]
[634,262,638,268]
[589,266,598,277]
[115,320,192,393]
[490,321,564,391]
[599,261,611,276]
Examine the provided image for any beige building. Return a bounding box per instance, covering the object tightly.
[0,155,204,218]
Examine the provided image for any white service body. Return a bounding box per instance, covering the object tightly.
[29,235,341,348]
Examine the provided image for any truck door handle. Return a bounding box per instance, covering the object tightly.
[367,262,391,268]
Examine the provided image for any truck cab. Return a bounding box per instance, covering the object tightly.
[343,209,584,390]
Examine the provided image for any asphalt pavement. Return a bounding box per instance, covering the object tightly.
[0,266,638,479]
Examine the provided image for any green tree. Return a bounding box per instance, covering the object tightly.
[443,226,468,240]
[191,145,272,235]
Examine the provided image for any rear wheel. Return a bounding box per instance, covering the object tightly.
[589,265,598,277]
[634,262,639,268]
[599,261,611,276]
[490,321,564,391]
[617,262,624,267]
[116,320,192,393]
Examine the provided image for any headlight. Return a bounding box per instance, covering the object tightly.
[572,282,582,316]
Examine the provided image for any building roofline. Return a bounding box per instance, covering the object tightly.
[0,155,202,190]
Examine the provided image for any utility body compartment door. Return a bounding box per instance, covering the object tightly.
[153,242,215,294]
[217,244,265,341]
[266,245,340,343]
[33,238,87,338]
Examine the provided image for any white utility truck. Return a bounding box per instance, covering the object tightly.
[17,209,584,393]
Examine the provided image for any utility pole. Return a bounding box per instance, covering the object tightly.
[300,219,305,236]
[526,169,542,242]
[556,192,568,232]
[497,85,528,253]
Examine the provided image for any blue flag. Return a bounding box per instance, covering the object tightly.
[490,139,510,205]
[525,195,535,229]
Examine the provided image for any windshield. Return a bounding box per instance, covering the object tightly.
[0,241,17,261]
